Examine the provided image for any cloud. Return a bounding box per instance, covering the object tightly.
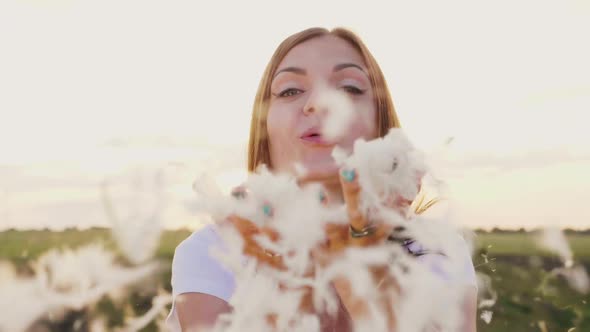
[438,147,590,177]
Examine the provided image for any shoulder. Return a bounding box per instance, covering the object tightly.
[166,225,236,332]
[174,224,223,255]
[171,224,236,301]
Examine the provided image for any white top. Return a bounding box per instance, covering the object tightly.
[165,225,478,332]
[165,225,236,332]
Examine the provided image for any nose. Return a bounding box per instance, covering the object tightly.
[302,95,316,116]
[302,89,322,116]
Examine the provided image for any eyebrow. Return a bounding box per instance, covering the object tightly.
[273,67,306,79]
[273,63,368,81]
[333,63,368,76]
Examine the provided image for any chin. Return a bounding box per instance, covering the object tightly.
[296,160,340,184]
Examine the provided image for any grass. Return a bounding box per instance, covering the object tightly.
[474,232,590,259]
[1,228,588,331]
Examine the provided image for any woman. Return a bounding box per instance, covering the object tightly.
[166,27,478,332]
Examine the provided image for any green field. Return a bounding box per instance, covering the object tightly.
[472,232,590,332]
[1,229,588,331]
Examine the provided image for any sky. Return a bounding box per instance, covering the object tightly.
[0,0,589,230]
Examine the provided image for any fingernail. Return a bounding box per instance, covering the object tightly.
[231,188,247,200]
[262,203,273,217]
[319,191,327,203]
[341,169,356,182]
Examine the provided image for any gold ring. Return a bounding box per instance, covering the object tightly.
[349,224,377,238]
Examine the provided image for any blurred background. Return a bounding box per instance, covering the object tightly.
[1,0,589,331]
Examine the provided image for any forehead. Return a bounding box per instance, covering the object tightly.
[277,35,366,71]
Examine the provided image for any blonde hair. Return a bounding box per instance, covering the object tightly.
[247,27,438,214]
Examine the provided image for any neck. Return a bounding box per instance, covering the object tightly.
[297,173,344,205]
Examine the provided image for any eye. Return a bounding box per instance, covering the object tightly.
[341,85,365,95]
[276,88,304,98]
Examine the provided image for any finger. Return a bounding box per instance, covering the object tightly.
[339,168,368,232]
[384,195,412,208]
[243,236,286,269]
[371,266,398,330]
[227,215,260,237]
[349,222,393,247]
[227,214,286,269]
[310,244,330,268]
[319,188,328,206]
[332,276,370,319]
[382,173,423,217]
[228,216,274,258]
[374,222,394,242]
[416,174,423,193]
[349,222,392,247]
[383,194,413,218]
[261,226,280,242]
[324,222,349,253]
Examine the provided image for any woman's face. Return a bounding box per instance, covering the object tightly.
[267,35,378,183]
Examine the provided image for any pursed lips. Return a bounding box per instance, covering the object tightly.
[299,127,334,147]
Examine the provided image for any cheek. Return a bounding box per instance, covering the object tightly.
[267,105,295,143]
[349,99,378,141]
[266,104,302,170]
